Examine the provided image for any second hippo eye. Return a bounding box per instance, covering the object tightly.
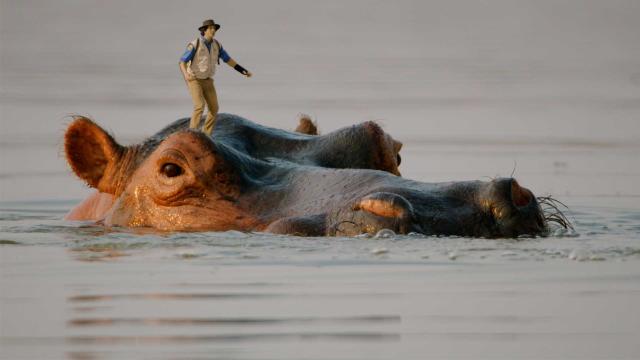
[396,154,401,166]
[161,163,183,177]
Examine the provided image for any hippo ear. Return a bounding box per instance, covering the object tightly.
[64,117,125,193]
[294,114,319,135]
[393,140,403,153]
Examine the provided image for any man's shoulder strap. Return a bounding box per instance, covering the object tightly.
[186,38,199,55]
[193,38,200,54]
[213,39,221,64]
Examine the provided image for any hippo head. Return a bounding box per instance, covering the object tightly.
[65,118,260,231]
[64,115,568,237]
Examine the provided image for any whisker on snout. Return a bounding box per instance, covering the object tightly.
[536,196,574,231]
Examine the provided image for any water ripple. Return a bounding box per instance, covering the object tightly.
[68,315,401,327]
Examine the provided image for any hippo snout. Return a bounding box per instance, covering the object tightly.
[481,178,547,237]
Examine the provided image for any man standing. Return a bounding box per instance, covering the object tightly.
[179,19,252,135]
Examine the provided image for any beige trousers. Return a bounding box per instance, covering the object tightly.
[187,78,219,135]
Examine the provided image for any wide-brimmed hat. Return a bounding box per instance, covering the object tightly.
[198,19,220,32]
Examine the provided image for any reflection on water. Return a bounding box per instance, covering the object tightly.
[68,315,402,326]
[68,293,282,302]
[66,332,402,345]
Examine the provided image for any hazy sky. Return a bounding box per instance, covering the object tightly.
[1,0,639,140]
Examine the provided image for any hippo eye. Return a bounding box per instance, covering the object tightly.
[396,154,401,166]
[161,163,183,177]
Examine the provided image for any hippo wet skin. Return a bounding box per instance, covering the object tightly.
[64,113,552,238]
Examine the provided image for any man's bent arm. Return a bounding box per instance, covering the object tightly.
[179,61,192,81]
[179,44,196,81]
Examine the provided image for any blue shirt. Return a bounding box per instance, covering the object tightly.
[179,36,231,63]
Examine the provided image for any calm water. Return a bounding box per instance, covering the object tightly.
[1,196,640,359]
[2,1,640,359]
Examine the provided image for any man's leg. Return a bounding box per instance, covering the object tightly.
[201,79,219,136]
[187,79,206,129]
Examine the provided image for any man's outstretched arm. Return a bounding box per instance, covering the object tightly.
[220,46,252,77]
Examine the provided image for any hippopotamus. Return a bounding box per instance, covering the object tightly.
[64,113,567,237]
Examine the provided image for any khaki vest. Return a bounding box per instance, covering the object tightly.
[187,38,219,79]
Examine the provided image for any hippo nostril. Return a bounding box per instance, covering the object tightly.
[511,179,532,207]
